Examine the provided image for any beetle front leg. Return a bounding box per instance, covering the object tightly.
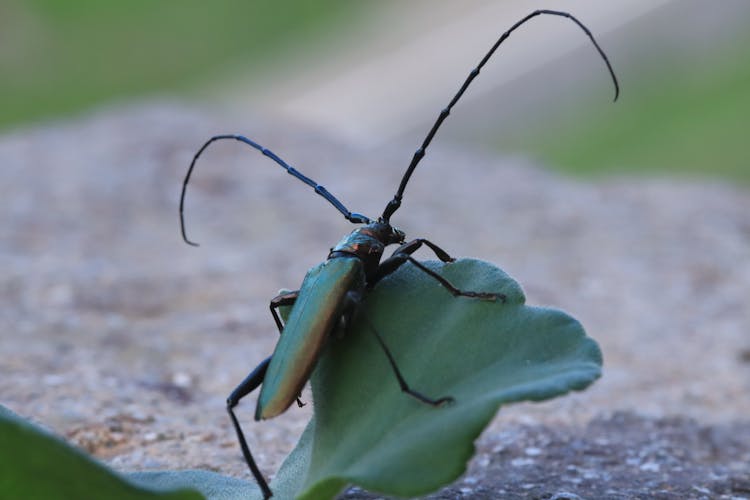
[391,238,455,263]
[227,357,273,499]
[375,238,455,283]
[405,257,506,302]
[374,240,506,302]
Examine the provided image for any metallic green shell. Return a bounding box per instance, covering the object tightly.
[256,257,365,420]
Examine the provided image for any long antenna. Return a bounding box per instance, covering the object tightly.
[180,134,371,246]
[380,9,620,223]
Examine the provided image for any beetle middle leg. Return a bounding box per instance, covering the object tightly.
[375,238,507,302]
[345,292,453,407]
[270,290,298,333]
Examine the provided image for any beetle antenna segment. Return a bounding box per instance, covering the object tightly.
[380,9,620,223]
[180,134,372,246]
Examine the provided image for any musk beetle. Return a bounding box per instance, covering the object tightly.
[179,10,619,499]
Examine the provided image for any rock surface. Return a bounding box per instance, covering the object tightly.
[1,103,749,498]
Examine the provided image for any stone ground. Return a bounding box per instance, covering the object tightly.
[1,103,749,499]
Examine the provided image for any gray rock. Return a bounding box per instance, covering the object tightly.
[2,102,748,498]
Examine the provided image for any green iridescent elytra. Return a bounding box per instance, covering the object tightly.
[256,257,365,420]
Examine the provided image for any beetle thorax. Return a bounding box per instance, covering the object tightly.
[328,222,405,278]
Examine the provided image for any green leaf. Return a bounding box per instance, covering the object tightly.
[0,404,203,500]
[280,258,601,499]
[130,425,316,500]
[1,258,601,500]
[127,470,255,500]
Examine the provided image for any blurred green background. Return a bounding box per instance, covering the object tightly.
[1,0,748,182]
[0,0,363,127]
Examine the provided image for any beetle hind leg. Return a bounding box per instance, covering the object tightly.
[226,357,273,499]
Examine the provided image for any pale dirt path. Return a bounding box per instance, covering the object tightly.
[217,0,671,148]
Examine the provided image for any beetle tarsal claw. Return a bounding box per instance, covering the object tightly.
[438,396,456,407]
[462,291,506,302]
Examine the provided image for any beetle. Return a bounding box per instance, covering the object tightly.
[179,10,619,499]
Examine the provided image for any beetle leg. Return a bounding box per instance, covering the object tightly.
[375,252,506,302]
[357,308,454,407]
[226,357,273,499]
[269,290,298,333]
[391,238,455,263]
[406,257,506,302]
[269,290,306,407]
[340,289,363,335]
[377,237,454,280]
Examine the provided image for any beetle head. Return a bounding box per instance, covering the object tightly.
[390,226,406,245]
[373,221,405,246]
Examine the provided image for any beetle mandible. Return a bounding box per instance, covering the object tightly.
[179,10,619,499]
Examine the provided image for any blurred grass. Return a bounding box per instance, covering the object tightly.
[0,0,363,130]
[1,2,748,184]
[505,31,750,183]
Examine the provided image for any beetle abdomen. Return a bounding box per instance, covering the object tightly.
[256,256,365,420]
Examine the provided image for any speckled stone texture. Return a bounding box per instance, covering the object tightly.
[1,102,749,499]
